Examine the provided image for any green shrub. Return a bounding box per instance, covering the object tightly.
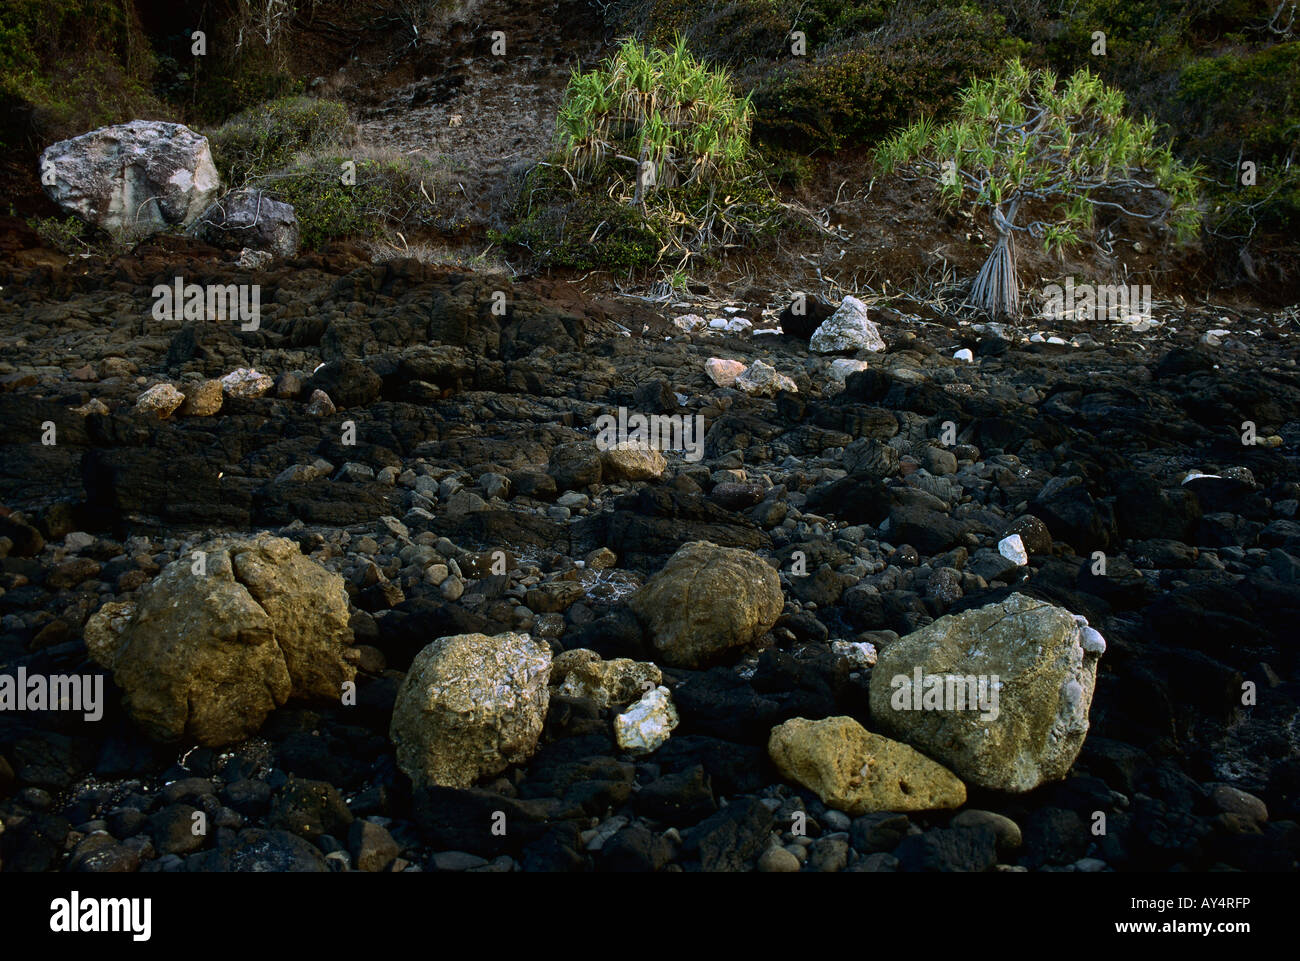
[26,215,89,253]
[497,165,665,271]
[185,67,305,127]
[1178,42,1300,162]
[206,97,353,186]
[1176,42,1300,236]
[0,0,163,146]
[607,0,801,66]
[504,37,783,269]
[753,4,1027,152]
[261,152,469,250]
[606,0,897,67]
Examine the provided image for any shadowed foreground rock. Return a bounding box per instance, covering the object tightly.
[768,715,967,815]
[869,593,1104,792]
[390,631,552,789]
[83,533,356,745]
[629,540,783,668]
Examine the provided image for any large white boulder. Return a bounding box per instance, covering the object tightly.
[40,120,220,239]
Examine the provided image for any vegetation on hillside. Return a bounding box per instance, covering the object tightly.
[0,0,163,147]
[607,0,1296,280]
[0,0,1294,288]
[878,60,1202,316]
[500,37,783,271]
[261,151,472,250]
[206,97,354,186]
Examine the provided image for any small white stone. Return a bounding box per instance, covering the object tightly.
[735,359,796,397]
[614,685,679,754]
[997,534,1029,566]
[1081,626,1107,654]
[828,358,870,383]
[830,639,878,670]
[953,348,974,362]
[809,296,885,354]
[220,367,273,398]
[64,531,96,552]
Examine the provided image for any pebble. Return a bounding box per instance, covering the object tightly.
[758,845,802,872]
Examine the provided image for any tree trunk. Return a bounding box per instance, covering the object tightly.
[968,201,1021,319]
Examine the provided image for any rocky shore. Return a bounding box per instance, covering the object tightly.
[1,242,1297,872]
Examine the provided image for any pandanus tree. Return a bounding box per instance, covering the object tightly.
[549,36,773,262]
[876,59,1202,318]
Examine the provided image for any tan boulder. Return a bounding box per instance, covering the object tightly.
[390,632,551,789]
[768,716,966,815]
[134,383,184,419]
[601,443,667,481]
[867,593,1104,792]
[629,540,783,668]
[177,379,223,416]
[83,533,356,746]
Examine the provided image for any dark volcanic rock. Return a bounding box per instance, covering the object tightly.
[307,359,383,408]
[2,223,1297,877]
[630,765,717,826]
[266,777,354,841]
[582,487,768,568]
[1034,476,1116,553]
[779,294,834,339]
[887,505,966,554]
[185,828,329,871]
[601,824,673,872]
[412,787,559,856]
[681,796,774,871]
[895,826,998,872]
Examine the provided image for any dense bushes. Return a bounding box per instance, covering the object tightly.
[608,2,1026,156]
[26,215,91,253]
[606,0,897,67]
[1175,42,1300,236]
[754,5,1026,152]
[260,151,471,250]
[498,165,665,271]
[205,97,353,186]
[501,38,783,270]
[0,0,163,147]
